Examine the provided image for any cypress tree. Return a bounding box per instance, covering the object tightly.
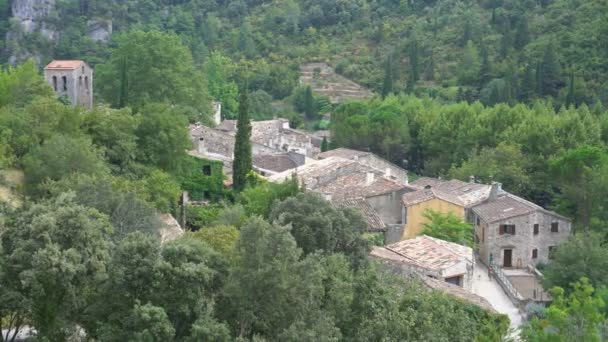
[409,40,419,84]
[540,44,563,97]
[381,54,394,98]
[514,17,530,50]
[303,86,316,120]
[232,86,252,192]
[519,63,536,102]
[566,70,576,107]
[479,42,491,87]
[118,57,129,108]
[321,137,329,152]
[461,19,472,47]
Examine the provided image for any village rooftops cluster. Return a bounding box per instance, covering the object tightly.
[371,235,473,273]
[403,177,494,207]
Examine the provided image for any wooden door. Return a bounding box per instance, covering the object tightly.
[503,249,512,268]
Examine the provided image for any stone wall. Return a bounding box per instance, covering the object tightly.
[367,188,411,226]
[476,211,571,268]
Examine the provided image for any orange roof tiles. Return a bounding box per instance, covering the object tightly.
[44,60,85,70]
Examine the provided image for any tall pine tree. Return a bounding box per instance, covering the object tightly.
[233,86,252,192]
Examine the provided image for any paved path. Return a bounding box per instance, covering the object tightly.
[471,261,524,331]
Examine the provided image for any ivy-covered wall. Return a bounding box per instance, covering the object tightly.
[179,156,225,201]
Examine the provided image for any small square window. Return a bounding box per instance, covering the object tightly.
[532,249,538,259]
[202,165,212,176]
[533,224,539,235]
[551,222,559,232]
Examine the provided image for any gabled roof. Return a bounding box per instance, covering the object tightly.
[44,60,87,70]
[333,197,386,231]
[370,235,473,272]
[253,153,300,173]
[318,147,371,160]
[472,193,570,223]
[403,178,492,208]
[316,173,408,200]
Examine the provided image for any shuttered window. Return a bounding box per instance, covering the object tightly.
[499,224,516,235]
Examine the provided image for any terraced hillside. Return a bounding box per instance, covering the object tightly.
[300,63,373,104]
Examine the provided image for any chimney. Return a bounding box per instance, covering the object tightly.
[197,137,205,154]
[366,172,375,185]
[385,168,391,177]
[469,175,475,183]
[404,172,409,185]
[489,182,502,200]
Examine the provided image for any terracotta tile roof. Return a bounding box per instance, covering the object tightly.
[253,153,300,173]
[44,60,86,70]
[472,194,569,223]
[371,235,473,272]
[316,173,407,200]
[403,177,491,207]
[334,197,386,231]
[318,147,371,160]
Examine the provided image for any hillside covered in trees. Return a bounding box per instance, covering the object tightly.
[2,0,608,340]
[2,0,608,108]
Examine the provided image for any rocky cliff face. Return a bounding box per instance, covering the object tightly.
[11,0,55,35]
[5,0,112,64]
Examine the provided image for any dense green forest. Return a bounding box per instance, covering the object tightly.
[2,0,608,340]
[3,0,608,107]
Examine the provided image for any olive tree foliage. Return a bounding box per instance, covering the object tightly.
[269,192,370,266]
[96,30,211,114]
[88,233,229,341]
[44,174,162,240]
[0,193,112,341]
[22,134,109,196]
[543,232,608,292]
[522,278,606,342]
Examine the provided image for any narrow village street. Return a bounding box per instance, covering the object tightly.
[472,261,524,331]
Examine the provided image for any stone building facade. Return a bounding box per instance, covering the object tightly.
[472,190,571,269]
[44,60,93,108]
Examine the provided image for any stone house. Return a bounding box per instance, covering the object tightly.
[370,235,475,291]
[216,119,322,158]
[471,184,571,269]
[401,177,491,240]
[44,60,93,108]
[188,123,281,177]
[268,157,416,241]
